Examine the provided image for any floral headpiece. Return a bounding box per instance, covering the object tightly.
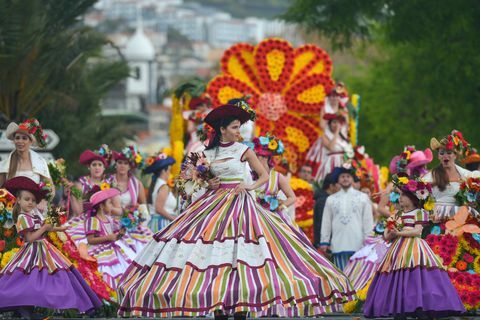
[95,144,112,163]
[252,134,284,156]
[197,123,215,143]
[18,118,48,148]
[396,145,417,173]
[392,174,435,211]
[431,130,471,158]
[116,145,145,169]
[228,97,257,122]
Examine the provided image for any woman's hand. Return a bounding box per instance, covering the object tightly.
[43,223,54,232]
[207,177,221,190]
[233,183,250,195]
[53,226,68,232]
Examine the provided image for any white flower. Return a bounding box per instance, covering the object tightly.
[416,189,429,200]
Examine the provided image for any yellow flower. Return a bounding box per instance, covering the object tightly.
[404,150,411,160]
[453,136,459,146]
[343,300,358,313]
[135,154,142,164]
[0,203,4,211]
[398,177,409,184]
[6,202,13,211]
[268,139,278,151]
[423,197,435,211]
[100,182,110,190]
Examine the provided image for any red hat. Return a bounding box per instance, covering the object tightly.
[90,188,120,207]
[189,96,211,109]
[3,176,48,203]
[323,113,346,122]
[79,150,108,167]
[204,99,256,127]
[407,148,433,170]
[112,151,128,162]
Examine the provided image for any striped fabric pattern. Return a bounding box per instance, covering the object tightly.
[118,183,355,317]
[377,210,443,273]
[2,213,72,275]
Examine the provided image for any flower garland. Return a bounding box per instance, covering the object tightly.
[18,118,48,148]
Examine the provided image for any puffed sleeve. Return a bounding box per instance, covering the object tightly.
[85,216,101,236]
[16,214,38,235]
[415,209,429,225]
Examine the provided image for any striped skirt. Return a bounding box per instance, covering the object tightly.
[364,235,465,317]
[117,184,355,317]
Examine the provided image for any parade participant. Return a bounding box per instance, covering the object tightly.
[313,173,337,248]
[320,166,374,270]
[313,113,352,183]
[344,147,434,291]
[184,95,211,154]
[298,164,314,184]
[253,134,296,218]
[0,177,102,317]
[65,145,113,261]
[0,119,53,213]
[424,130,472,220]
[85,187,136,290]
[110,146,152,251]
[364,175,465,318]
[118,100,355,318]
[144,152,177,232]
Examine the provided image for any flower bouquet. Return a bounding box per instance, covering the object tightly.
[44,205,68,226]
[386,213,404,232]
[455,173,480,214]
[256,190,280,211]
[120,205,145,231]
[48,158,82,199]
[0,189,18,250]
[174,152,214,202]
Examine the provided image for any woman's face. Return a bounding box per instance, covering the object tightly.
[89,160,105,178]
[438,148,457,168]
[329,119,340,132]
[220,120,241,142]
[116,159,130,175]
[13,133,32,152]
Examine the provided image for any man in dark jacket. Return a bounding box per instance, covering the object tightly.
[313,173,337,248]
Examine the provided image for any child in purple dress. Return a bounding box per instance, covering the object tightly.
[0,177,101,318]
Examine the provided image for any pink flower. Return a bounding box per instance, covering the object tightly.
[406,180,418,192]
[463,253,474,263]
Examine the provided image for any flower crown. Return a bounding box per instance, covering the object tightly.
[396,145,417,173]
[197,123,215,142]
[120,145,146,169]
[228,97,257,122]
[392,174,435,210]
[95,144,112,164]
[145,151,170,167]
[18,118,47,148]
[434,130,471,157]
[252,134,284,156]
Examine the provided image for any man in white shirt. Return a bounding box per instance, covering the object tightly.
[320,167,374,270]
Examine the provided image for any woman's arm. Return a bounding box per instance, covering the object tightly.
[137,179,147,204]
[321,133,339,152]
[69,182,84,215]
[241,149,268,192]
[278,174,296,208]
[110,195,123,216]
[155,185,177,220]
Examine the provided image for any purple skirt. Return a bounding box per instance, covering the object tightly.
[363,267,465,318]
[0,267,102,312]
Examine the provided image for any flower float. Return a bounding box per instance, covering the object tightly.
[207,38,334,172]
[291,177,314,242]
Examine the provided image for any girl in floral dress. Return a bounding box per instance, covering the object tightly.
[110,146,152,252]
[118,100,355,318]
[364,175,465,318]
[85,188,136,290]
[0,177,101,317]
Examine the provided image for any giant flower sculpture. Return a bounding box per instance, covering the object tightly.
[207,38,334,172]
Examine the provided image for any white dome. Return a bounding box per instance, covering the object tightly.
[124,27,155,61]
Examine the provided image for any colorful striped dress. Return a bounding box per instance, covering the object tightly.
[118,142,355,317]
[65,175,113,245]
[363,209,465,318]
[343,221,390,291]
[112,174,153,251]
[0,211,102,312]
[85,214,136,290]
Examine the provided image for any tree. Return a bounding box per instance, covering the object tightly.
[283,0,480,164]
[0,0,131,176]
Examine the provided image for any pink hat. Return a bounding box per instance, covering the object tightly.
[89,188,120,207]
[407,148,433,170]
[389,155,402,174]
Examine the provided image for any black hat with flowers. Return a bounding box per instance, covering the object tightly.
[392,174,435,211]
[204,97,256,128]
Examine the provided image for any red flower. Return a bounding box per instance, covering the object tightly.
[446,141,454,150]
[455,274,466,285]
[463,253,474,263]
[455,260,468,271]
